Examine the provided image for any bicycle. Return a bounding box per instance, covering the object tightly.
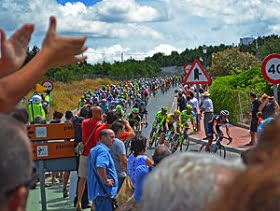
[134,122,148,136]
[199,136,232,159]
[149,124,163,149]
[172,126,196,152]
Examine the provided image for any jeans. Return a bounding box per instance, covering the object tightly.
[94,196,112,211]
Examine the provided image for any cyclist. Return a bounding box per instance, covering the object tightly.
[164,110,182,133]
[113,105,125,119]
[139,102,148,124]
[180,104,196,131]
[149,106,168,144]
[205,110,232,152]
[127,108,142,131]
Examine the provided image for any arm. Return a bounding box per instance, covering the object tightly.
[123,119,135,139]
[119,154,128,173]
[225,125,230,138]
[146,157,154,166]
[97,167,114,186]
[259,99,268,112]
[0,16,87,113]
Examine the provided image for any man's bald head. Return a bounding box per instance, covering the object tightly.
[91,106,102,120]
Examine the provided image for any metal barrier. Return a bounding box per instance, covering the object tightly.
[28,123,77,211]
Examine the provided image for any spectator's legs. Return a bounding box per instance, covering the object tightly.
[77,177,86,209]
[204,113,213,137]
[63,171,70,198]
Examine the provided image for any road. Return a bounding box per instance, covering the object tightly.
[27,86,241,211]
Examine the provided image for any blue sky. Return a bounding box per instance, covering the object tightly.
[0,0,279,64]
[57,0,101,6]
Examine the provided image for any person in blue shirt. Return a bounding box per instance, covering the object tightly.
[87,129,118,211]
[134,145,170,202]
[99,98,109,114]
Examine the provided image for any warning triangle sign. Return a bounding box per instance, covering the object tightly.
[183,59,211,84]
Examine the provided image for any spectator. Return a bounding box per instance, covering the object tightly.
[189,92,201,131]
[200,91,214,138]
[62,110,73,198]
[141,152,243,211]
[111,120,128,192]
[95,112,135,142]
[0,16,87,113]
[87,129,118,211]
[0,115,35,211]
[72,107,90,209]
[76,106,102,210]
[134,145,170,202]
[246,92,261,146]
[9,105,29,124]
[177,92,186,112]
[259,94,279,120]
[127,136,153,186]
[208,162,280,211]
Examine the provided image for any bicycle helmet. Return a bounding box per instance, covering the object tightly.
[31,95,42,104]
[116,105,123,111]
[174,110,181,115]
[220,110,230,116]
[186,104,192,110]
[132,108,139,114]
[140,102,146,107]
[162,106,168,112]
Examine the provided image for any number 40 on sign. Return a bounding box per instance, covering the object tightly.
[262,54,280,84]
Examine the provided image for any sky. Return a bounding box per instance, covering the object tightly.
[1,0,279,64]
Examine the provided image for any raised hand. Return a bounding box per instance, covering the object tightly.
[0,24,34,76]
[41,16,87,68]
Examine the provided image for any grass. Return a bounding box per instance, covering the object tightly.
[26,78,117,119]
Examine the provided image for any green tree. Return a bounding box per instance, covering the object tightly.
[210,48,260,77]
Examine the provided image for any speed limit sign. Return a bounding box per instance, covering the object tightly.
[41,80,54,92]
[262,54,280,84]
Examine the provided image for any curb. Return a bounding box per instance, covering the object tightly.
[188,136,246,155]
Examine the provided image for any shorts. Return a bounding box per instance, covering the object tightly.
[207,129,223,139]
[78,155,88,178]
[250,119,258,132]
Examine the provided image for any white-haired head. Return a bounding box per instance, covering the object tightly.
[141,152,244,211]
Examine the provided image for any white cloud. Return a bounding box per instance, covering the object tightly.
[86,43,182,64]
[2,0,280,65]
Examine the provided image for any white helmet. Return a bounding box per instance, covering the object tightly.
[32,95,42,104]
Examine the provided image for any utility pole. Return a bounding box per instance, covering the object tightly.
[121,52,124,62]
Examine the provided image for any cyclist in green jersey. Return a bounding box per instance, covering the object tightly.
[149,106,168,142]
[180,104,196,131]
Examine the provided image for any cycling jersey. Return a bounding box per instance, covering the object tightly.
[153,111,167,127]
[127,113,141,128]
[180,110,195,126]
[207,115,229,138]
[139,108,148,120]
[165,113,181,127]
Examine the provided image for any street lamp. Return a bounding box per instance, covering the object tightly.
[202,45,207,54]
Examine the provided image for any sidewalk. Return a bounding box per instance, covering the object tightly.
[190,119,253,154]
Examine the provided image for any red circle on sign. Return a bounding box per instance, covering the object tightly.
[262,54,280,84]
[184,64,192,74]
[41,80,54,92]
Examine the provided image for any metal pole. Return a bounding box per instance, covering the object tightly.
[274,84,278,102]
[38,160,47,210]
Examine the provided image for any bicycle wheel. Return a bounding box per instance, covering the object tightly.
[217,145,226,159]
[199,143,207,151]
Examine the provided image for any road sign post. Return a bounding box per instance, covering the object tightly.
[261,54,280,101]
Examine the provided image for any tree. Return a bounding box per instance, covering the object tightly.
[210,48,260,77]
